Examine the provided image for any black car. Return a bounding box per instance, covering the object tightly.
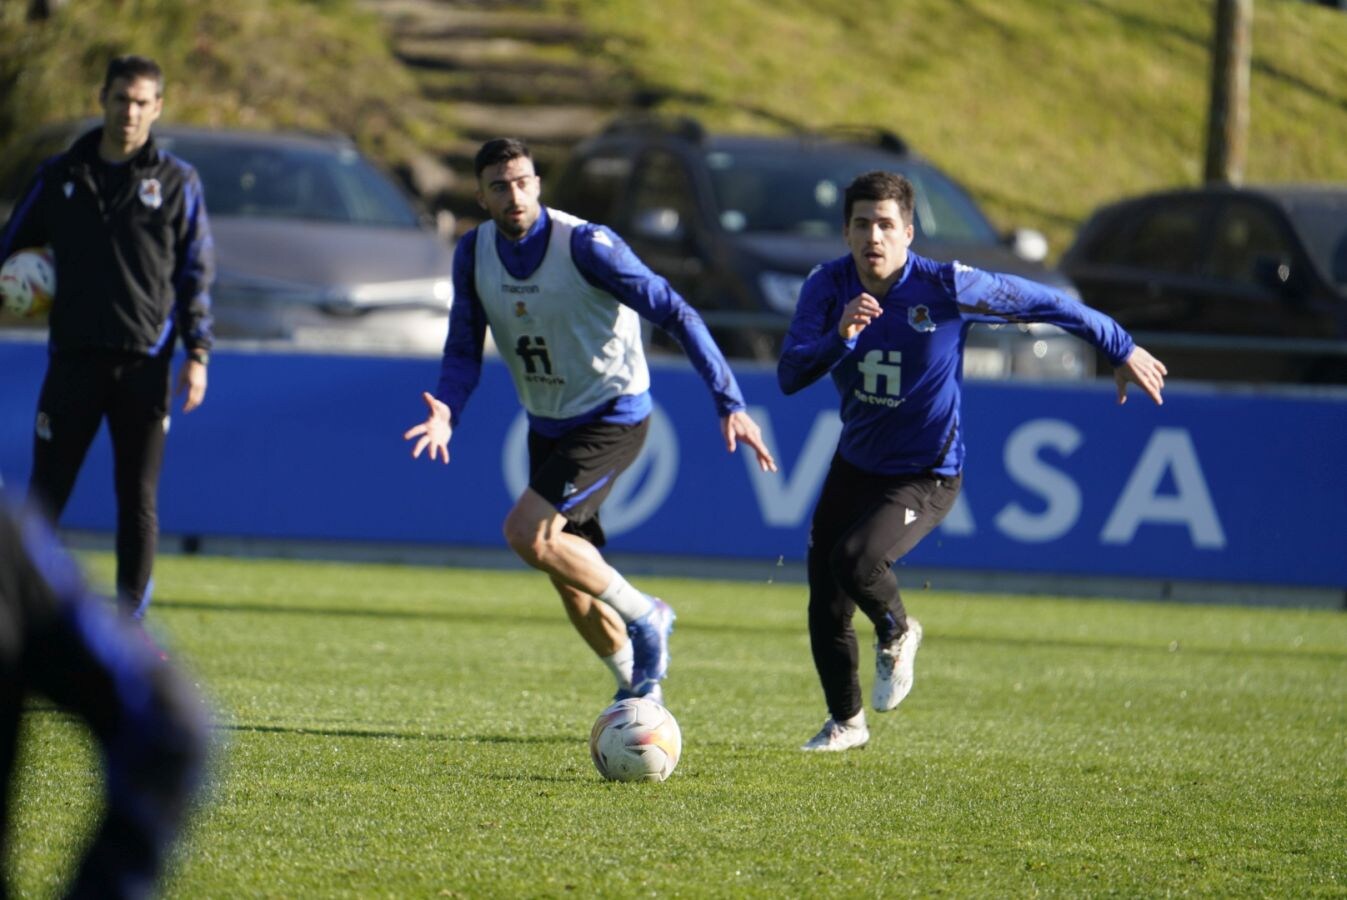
[548,116,1094,379]
[1060,184,1347,384]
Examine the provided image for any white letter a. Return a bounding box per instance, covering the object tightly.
[1101,428,1225,549]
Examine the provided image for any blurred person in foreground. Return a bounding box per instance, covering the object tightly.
[0,54,215,620]
[0,495,209,898]
[779,171,1167,751]
[404,138,777,705]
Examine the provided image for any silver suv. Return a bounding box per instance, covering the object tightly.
[1,121,455,354]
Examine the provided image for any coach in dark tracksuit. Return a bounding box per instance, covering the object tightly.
[0,55,214,619]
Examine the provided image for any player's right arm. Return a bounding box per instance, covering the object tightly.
[406,231,485,463]
[778,263,854,395]
[0,161,53,260]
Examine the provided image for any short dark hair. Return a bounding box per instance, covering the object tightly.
[102,55,164,97]
[844,171,915,226]
[474,138,532,179]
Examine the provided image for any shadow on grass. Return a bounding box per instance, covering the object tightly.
[152,597,806,636]
[216,721,579,745]
[154,598,560,627]
[153,598,1347,661]
[22,706,581,748]
[938,631,1347,663]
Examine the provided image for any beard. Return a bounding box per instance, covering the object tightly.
[496,207,534,239]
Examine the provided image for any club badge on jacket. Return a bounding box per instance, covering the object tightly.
[138,178,163,210]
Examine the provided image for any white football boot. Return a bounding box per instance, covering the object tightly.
[800,715,869,752]
[873,617,923,712]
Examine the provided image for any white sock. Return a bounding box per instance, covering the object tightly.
[841,710,866,728]
[602,643,635,691]
[598,572,654,623]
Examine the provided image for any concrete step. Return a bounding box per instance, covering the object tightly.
[392,37,596,75]
[449,100,609,145]
[410,67,631,106]
[360,0,625,226]
[360,0,580,42]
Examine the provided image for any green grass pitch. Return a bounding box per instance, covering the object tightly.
[8,553,1346,897]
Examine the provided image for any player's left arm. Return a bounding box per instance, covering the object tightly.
[574,225,776,471]
[950,262,1166,405]
[171,165,215,412]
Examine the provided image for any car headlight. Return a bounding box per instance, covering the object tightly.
[758,271,806,315]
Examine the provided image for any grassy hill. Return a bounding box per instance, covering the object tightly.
[3,0,1346,257]
[0,0,449,175]
[550,0,1347,257]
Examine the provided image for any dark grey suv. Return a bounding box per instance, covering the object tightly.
[548,116,1093,379]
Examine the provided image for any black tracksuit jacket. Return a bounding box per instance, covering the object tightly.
[0,126,214,357]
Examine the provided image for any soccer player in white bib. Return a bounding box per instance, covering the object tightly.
[780,171,1167,751]
[405,139,776,704]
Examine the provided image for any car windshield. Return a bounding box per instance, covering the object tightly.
[160,136,421,228]
[702,146,1000,244]
[1285,199,1347,287]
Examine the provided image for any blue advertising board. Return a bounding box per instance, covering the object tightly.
[1,339,1344,590]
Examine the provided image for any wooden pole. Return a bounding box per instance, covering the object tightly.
[1204,0,1253,185]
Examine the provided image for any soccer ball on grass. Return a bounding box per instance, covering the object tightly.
[589,697,681,783]
[0,247,56,318]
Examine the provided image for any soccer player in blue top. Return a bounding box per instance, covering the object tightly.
[779,171,1167,751]
[404,138,776,705]
[0,494,209,898]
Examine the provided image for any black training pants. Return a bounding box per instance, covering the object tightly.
[806,454,962,721]
[28,350,171,617]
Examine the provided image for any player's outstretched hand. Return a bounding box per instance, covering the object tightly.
[1115,346,1167,406]
[722,409,777,473]
[404,391,453,463]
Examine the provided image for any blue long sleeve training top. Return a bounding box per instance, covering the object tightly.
[778,251,1136,477]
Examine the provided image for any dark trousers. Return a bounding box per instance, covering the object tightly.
[28,351,171,618]
[806,455,962,721]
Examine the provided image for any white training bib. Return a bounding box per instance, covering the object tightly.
[474,209,649,419]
